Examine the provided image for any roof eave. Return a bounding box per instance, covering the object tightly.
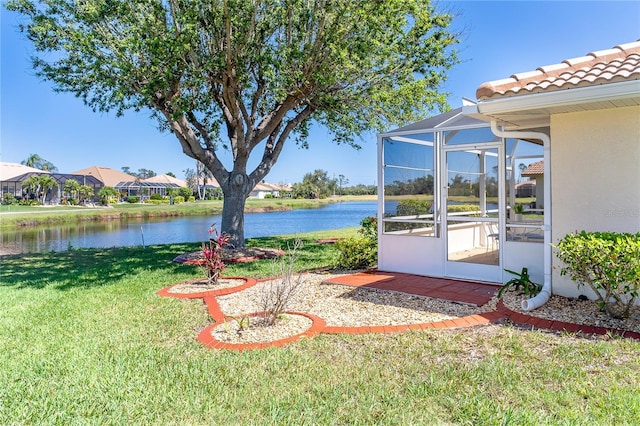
[476,80,640,129]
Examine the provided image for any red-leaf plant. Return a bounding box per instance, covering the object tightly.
[202,224,230,285]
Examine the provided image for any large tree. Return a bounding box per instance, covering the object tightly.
[8,0,459,247]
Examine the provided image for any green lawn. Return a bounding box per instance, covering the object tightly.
[1,230,639,424]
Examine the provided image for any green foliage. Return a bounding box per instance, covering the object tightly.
[334,237,377,270]
[150,193,164,201]
[342,184,377,196]
[385,175,434,196]
[97,186,119,205]
[63,179,80,200]
[7,0,459,246]
[145,199,170,204]
[19,198,39,206]
[173,196,185,204]
[22,174,59,204]
[497,268,542,299]
[126,196,140,204]
[513,204,525,214]
[292,169,335,199]
[178,187,193,199]
[359,216,378,241]
[78,185,94,203]
[448,204,481,213]
[335,216,378,269]
[2,192,17,205]
[554,231,640,319]
[397,200,432,216]
[187,196,196,203]
[20,153,57,171]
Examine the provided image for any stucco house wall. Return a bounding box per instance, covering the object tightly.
[551,105,640,298]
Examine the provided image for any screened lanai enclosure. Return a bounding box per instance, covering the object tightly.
[377,108,545,284]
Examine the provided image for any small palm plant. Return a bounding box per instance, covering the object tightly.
[497,267,542,299]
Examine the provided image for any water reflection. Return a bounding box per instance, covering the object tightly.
[1,202,378,254]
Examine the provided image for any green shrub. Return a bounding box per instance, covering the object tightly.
[359,216,377,241]
[334,237,377,270]
[448,204,481,213]
[145,199,169,204]
[334,216,378,269]
[396,199,431,216]
[150,193,164,201]
[178,187,193,199]
[174,196,185,204]
[126,196,140,203]
[19,198,38,206]
[187,196,196,203]
[554,231,640,319]
[2,193,17,205]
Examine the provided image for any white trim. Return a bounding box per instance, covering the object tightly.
[477,80,640,115]
[489,122,552,311]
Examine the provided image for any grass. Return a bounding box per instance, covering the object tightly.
[1,230,639,424]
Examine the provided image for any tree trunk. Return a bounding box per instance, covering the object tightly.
[220,173,252,249]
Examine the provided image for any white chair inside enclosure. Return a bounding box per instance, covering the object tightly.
[483,222,499,252]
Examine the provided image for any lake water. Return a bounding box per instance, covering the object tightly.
[1,201,378,254]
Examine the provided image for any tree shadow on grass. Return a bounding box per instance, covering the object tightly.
[0,243,201,291]
[0,236,339,291]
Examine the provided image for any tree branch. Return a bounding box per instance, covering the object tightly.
[250,105,314,183]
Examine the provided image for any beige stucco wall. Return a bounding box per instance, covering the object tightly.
[551,105,640,298]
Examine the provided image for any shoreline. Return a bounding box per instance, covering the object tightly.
[1,196,376,229]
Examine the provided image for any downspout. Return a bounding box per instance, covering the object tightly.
[490,121,552,311]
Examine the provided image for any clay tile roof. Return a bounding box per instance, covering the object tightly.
[477,40,640,100]
[71,166,136,187]
[522,161,544,177]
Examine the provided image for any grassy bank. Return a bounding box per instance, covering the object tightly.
[1,230,639,424]
[0,198,342,229]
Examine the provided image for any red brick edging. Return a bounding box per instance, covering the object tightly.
[157,277,640,351]
[198,311,326,351]
[496,300,640,340]
[156,277,258,299]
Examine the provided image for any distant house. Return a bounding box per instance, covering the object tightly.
[377,40,639,309]
[72,166,180,200]
[1,162,102,203]
[143,174,188,188]
[118,174,189,199]
[515,180,536,198]
[72,166,136,188]
[250,182,292,199]
[1,162,49,199]
[521,161,544,205]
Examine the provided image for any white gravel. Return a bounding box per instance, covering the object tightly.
[501,291,640,333]
[204,272,640,344]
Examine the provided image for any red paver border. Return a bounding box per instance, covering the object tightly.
[157,273,640,351]
[157,277,258,299]
[198,311,327,351]
[496,300,640,340]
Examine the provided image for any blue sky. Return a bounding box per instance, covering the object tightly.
[1,1,639,185]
